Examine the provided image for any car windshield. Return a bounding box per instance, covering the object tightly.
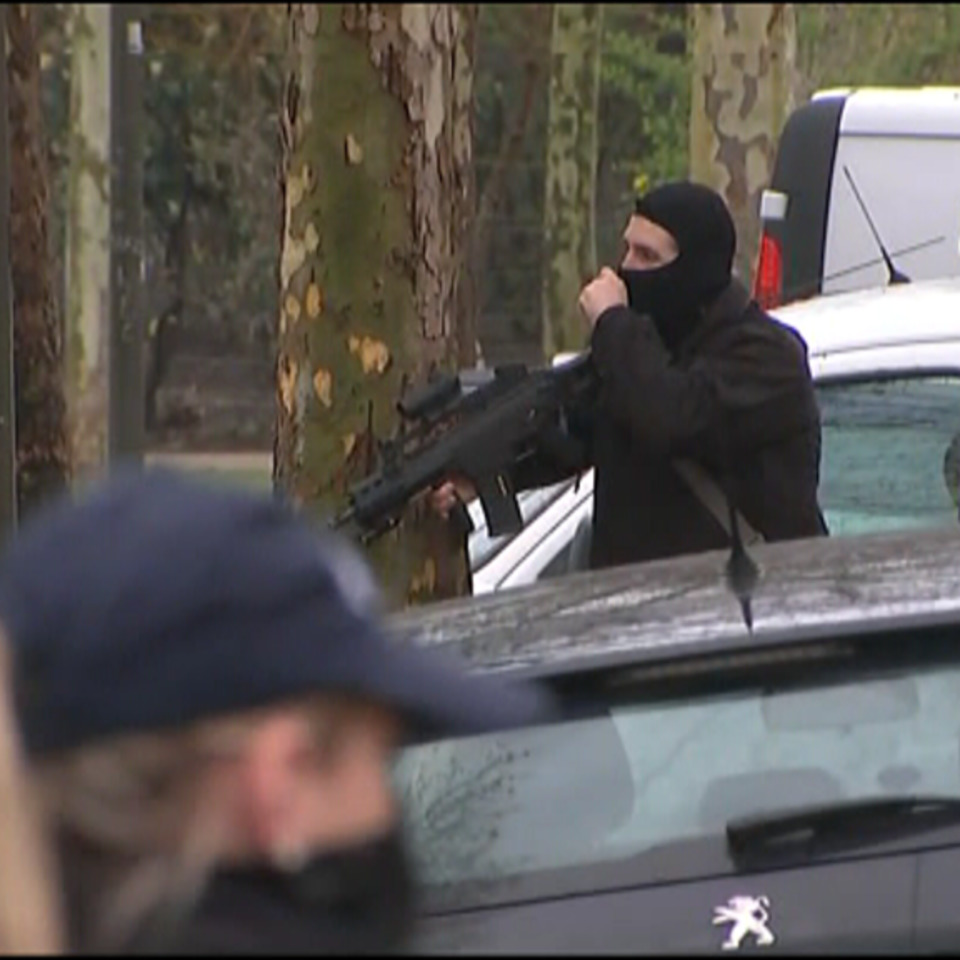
[394,653,960,901]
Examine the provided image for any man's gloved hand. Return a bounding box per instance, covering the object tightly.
[578,267,628,328]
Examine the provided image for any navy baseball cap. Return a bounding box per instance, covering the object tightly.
[0,468,555,757]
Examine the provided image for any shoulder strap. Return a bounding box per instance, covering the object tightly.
[673,459,764,546]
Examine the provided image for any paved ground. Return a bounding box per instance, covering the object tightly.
[146,449,273,492]
[146,450,272,472]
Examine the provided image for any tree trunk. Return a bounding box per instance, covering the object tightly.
[689,4,796,289]
[541,2,603,359]
[6,3,71,518]
[452,3,478,369]
[65,3,111,477]
[274,4,476,608]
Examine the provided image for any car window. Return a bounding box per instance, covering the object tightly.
[394,659,960,897]
[817,375,960,536]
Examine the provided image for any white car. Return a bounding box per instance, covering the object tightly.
[468,278,960,594]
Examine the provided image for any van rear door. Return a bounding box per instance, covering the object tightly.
[754,95,845,308]
[757,89,960,309]
[821,90,960,296]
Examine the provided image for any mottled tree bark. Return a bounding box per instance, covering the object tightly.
[65,3,111,477]
[6,4,71,518]
[274,4,476,608]
[541,2,603,359]
[689,4,796,287]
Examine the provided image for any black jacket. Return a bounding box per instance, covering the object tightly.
[513,280,828,570]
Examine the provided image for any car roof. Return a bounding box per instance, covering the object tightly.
[771,278,960,358]
[391,526,960,680]
[549,280,960,371]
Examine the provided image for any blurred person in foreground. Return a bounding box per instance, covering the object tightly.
[0,469,553,955]
[0,635,63,953]
[432,181,827,567]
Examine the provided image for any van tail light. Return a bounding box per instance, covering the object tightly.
[753,231,783,310]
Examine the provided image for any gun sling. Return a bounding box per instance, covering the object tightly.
[672,459,765,546]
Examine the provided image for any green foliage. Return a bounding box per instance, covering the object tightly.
[596,4,689,266]
[797,5,960,97]
[142,9,283,353]
[38,6,283,362]
[471,4,552,362]
[600,6,689,194]
[473,3,690,359]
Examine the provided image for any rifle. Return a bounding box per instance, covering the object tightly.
[331,352,597,544]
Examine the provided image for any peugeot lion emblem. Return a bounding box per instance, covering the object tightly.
[712,895,776,950]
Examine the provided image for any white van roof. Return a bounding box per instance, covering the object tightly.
[811,87,960,137]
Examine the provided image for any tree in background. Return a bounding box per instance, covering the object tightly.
[797,4,960,100]
[6,4,71,518]
[470,3,551,366]
[473,4,689,365]
[21,2,959,476]
[64,3,111,476]
[541,2,603,358]
[274,3,476,607]
[597,4,689,258]
[688,4,795,287]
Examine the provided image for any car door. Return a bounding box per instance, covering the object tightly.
[480,472,595,592]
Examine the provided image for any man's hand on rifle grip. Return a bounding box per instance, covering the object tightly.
[428,477,478,519]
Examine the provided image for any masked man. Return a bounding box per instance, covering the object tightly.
[432,180,827,568]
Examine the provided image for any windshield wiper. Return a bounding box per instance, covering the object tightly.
[727,795,960,863]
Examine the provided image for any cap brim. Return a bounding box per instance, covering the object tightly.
[355,626,557,740]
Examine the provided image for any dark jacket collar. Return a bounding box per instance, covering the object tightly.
[677,279,753,360]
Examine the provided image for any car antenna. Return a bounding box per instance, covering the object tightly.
[782,235,944,303]
[724,497,760,633]
[820,236,944,287]
[842,165,911,286]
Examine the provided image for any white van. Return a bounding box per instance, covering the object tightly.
[753,87,960,308]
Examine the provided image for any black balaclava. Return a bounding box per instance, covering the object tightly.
[618,180,737,352]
